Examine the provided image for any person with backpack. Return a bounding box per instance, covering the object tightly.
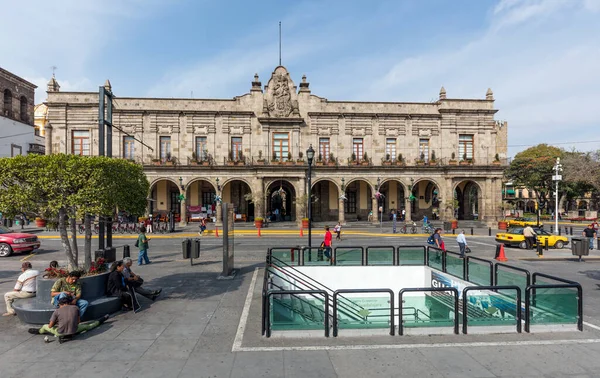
[334,222,342,241]
[456,230,468,258]
[136,226,151,266]
[433,228,445,251]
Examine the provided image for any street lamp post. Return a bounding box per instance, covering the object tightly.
[306,145,315,247]
[553,157,563,235]
[376,177,382,231]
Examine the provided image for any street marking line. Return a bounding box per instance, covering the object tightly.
[234,338,600,352]
[20,253,37,261]
[468,241,498,247]
[232,267,259,352]
[583,321,600,331]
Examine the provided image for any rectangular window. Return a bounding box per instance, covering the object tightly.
[353,138,364,161]
[459,134,474,160]
[195,136,208,161]
[159,136,171,161]
[231,137,243,160]
[123,136,135,160]
[72,130,90,156]
[272,133,289,161]
[202,191,215,206]
[419,138,429,162]
[319,138,330,161]
[345,191,357,214]
[385,138,396,160]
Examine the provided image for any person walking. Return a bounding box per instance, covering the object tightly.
[392,210,397,233]
[456,230,469,258]
[523,225,537,250]
[433,228,445,251]
[145,215,153,234]
[334,222,342,241]
[137,226,151,266]
[323,226,333,261]
[198,217,207,236]
[401,208,406,222]
[3,262,39,317]
[583,224,597,250]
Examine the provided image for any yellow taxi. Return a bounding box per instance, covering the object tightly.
[507,217,543,228]
[495,227,568,249]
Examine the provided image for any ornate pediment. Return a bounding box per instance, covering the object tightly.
[263,66,300,118]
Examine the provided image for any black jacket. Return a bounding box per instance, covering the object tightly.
[106,270,127,296]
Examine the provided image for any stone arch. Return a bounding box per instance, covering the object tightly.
[311,178,340,222]
[311,177,342,193]
[19,96,28,122]
[410,178,441,220]
[453,180,483,220]
[266,179,297,221]
[148,178,183,217]
[377,179,406,217]
[184,178,218,221]
[222,179,253,221]
[345,177,376,192]
[3,89,12,114]
[343,178,373,221]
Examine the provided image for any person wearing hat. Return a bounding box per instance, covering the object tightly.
[3,262,39,316]
[28,296,109,343]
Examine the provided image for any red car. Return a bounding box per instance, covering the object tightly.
[0,225,41,257]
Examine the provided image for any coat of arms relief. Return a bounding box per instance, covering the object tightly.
[264,67,299,118]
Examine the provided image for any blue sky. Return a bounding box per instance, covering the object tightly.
[3,0,599,156]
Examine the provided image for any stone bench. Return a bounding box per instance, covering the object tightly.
[12,271,122,325]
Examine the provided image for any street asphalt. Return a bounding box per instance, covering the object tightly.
[1,230,600,377]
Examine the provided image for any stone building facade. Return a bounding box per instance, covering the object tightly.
[0,67,42,157]
[42,66,507,225]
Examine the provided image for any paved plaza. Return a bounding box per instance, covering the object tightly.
[2,231,600,377]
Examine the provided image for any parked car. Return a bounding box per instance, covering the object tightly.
[0,225,41,257]
[507,217,543,227]
[495,227,568,249]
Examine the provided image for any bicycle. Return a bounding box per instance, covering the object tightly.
[423,224,434,234]
[401,222,417,234]
[78,224,85,234]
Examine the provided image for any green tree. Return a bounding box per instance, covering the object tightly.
[0,154,149,268]
[505,144,563,210]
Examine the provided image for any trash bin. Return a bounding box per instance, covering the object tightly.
[94,249,105,261]
[123,245,131,259]
[182,238,191,259]
[191,238,200,259]
[571,237,589,259]
[103,247,117,263]
[443,221,452,232]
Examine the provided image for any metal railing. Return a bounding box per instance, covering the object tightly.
[399,287,459,335]
[332,289,395,337]
[462,285,522,334]
[265,289,329,338]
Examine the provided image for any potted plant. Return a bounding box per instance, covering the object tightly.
[361,152,369,166]
[449,152,457,165]
[396,153,404,166]
[271,153,279,164]
[383,153,392,166]
[190,152,199,166]
[151,157,161,166]
[227,151,235,166]
[328,152,336,166]
[254,217,264,228]
[445,199,460,229]
[417,152,426,166]
[351,152,357,164]
[316,153,324,166]
[429,151,437,166]
[286,152,294,165]
[460,153,470,165]
[493,153,501,165]
[297,151,304,163]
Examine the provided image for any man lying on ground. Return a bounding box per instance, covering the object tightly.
[28,296,109,343]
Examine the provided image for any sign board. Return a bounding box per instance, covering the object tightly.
[552,175,562,181]
[222,203,235,277]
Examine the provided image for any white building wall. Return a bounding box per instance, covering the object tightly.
[0,116,38,157]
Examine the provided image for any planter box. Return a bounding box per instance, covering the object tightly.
[316,162,325,166]
[254,220,263,228]
[301,219,309,229]
[498,221,508,230]
[448,160,458,165]
[382,161,392,166]
[152,161,161,166]
[459,161,471,166]
[35,219,47,227]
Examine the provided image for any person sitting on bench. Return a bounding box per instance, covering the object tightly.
[50,271,88,318]
[122,257,161,301]
[107,261,139,311]
[28,296,109,343]
[3,262,39,317]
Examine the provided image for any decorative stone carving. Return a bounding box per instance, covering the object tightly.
[264,66,299,118]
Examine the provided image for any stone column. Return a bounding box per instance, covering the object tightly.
[44,124,53,155]
[405,197,412,221]
[372,196,379,224]
[179,200,187,227]
[338,198,345,225]
[216,202,223,227]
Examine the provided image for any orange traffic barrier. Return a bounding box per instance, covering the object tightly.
[300,227,304,237]
[496,244,508,262]
[215,226,219,237]
[258,227,262,237]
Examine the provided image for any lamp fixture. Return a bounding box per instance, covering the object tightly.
[341,177,345,191]
[179,176,185,191]
[376,177,381,190]
[306,144,315,165]
[216,177,221,192]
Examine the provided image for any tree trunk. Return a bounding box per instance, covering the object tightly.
[84,214,92,269]
[58,208,77,269]
[69,215,79,267]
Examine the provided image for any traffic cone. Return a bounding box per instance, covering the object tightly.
[215,226,219,238]
[300,227,304,237]
[258,227,261,237]
[496,244,508,262]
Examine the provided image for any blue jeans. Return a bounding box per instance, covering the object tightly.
[458,242,466,257]
[589,238,595,250]
[52,293,88,318]
[138,249,150,265]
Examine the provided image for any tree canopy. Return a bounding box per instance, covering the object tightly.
[0,154,149,267]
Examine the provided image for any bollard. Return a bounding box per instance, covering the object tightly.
[550,225,553,234]
[597,237,600,250]
[537,242,543,257]
[559,227,562,236]
[123,245,130,259]
[545,238,549,251]
[470,228,474,236]
[452,229,455,235]
[488,227,492,236]
[570,226,573,235]
[494,244,501,259]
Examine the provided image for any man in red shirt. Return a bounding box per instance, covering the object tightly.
[323,226,333,261]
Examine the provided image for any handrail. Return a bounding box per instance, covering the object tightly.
[334,246,365,266]
[525,283,583,332]
[333,289,395,337]
[495,262,531,287]
[461,285,521,334]
[300,246,331,265]
[465,256,494,286]
[269,247,302,265]
[269,282,327,322]
[532,272,579,286]
[266,289,329,338]
[444,249,466,280]
[365,246,395,266]
[427,246,445,271]
[261,261,269,336]
[399,287,459,335]
[268,255,366,321]
[397,245,427,266]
